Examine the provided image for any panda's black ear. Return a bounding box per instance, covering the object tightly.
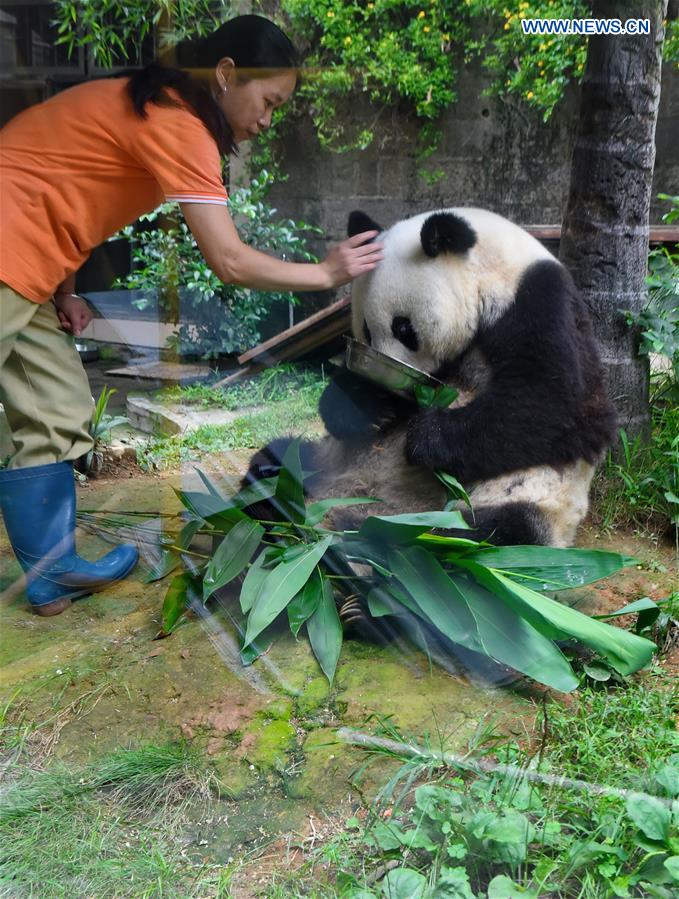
[348,210,383,238]
[420,212,476,258]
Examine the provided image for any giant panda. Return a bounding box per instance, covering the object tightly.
[245,207,618,550]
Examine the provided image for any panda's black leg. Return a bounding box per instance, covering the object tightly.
[438,501,551,546]
[337,593,396,644]
[241,437,319,521]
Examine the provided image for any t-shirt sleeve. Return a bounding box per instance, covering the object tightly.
[127,102,228,205]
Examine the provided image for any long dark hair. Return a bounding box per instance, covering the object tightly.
[126,15,298,156]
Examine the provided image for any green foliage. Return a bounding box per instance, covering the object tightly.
[0,742,224,897]
[86,386,128,474]
[53,0,222,68]
[545,679,679,789]
[156,363,327,409]
[635,271,679,387]
[52,1,608,174]
[279,0,591,169]
[282,0,465,152]
[136,367,327,470]
[478,0,589,120]
[112,440,655,689]
[664,17,679,70]
[114,172,320,358]
[597,415,679,537]
[313,680,679,897]
[597,198,679,537]
[625,194,679,398]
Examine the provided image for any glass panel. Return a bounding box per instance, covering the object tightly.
[0,3,80,70]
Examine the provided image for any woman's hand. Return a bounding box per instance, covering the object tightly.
[54,293,93,337]
[319,231,384,288]
[181,203,384,292]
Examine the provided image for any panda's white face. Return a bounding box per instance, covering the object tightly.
[350,207,553,373]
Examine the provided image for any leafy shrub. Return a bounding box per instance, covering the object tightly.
[627,194,679,399]
[599,194,679,537]
[85,386,128,475]
[115,172,320,358]
[126,439,656,692]
[321,683,679,898]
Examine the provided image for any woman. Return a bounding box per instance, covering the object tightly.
[0,14,383,616]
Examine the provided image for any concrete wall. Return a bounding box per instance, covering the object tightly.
[266,59,678,262]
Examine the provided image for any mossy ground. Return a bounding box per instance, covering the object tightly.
[1,463,676,895]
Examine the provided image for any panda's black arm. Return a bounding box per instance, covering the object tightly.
[319,368,413,443]
[406,261,617,480]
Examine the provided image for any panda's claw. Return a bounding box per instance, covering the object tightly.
[338,595,366,628]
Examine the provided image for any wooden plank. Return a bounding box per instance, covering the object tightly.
[105,360,212,381]
[212,296,351,388]
[524,224,678,241]
[236,294,350,365]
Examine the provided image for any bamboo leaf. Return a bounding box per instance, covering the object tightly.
[203,519,264,601]
[194,467,223,498]
[240,547,281,613]
[459,560,656,676]
[418,533,483,550]
[450,571,579,691]
[274,439,306,523]
[464,546,634,591]
[359,510,469,544]
[159,572,200,635]
[173,488,246,524]
[176,519,203,551]
[240,624,276,666]
[305,496,379,527]
[414,383,459,409]
[335,538,391,573]
[389,546,578,690]
[229,476,279,510]
[288,570,323,636]
[367,586,417,618]
[244,536,333,646]
[306,574,342,683]
[435,469,472,509]
[387,546,482,653]
[144,549,181,583]
[593,597,660,619]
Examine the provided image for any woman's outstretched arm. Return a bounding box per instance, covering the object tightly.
[180,202,383,292]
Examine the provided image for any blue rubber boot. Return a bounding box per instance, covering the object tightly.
[0,461,138,616]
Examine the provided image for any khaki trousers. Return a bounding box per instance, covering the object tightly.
[0,283,93,469]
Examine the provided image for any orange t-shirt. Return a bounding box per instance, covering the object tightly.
[0,78,228,302]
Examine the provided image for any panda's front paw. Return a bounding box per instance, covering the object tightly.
[319,370,410,443]
[406,407,451,470]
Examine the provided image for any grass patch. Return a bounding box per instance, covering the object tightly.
[270,674,679,898]
[138,365,328,470]
[0,743,233,898]
[544,675,679,790]
[156,363,329,411]
[593,392,679,543]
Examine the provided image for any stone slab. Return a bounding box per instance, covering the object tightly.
[107,360,213,381]
[126,394,240,437]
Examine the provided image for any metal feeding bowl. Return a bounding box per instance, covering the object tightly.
[345,338,443,399]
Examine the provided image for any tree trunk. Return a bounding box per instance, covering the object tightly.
[559,0,668,439]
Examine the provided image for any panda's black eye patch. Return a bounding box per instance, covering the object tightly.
[363,321,372,345]
[391,316,419,351]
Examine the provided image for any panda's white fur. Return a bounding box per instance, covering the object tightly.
[246,207,617,550]
[351,208,554,373]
